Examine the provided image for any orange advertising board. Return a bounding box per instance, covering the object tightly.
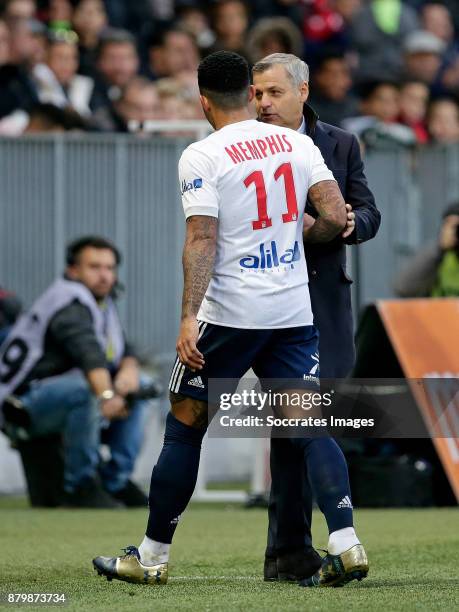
[377,299,459,501]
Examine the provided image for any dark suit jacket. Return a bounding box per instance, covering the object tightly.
[304,104,381,377]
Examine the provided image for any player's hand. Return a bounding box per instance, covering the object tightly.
[114,365,140,397]
[342,203,355,238]
[176,317,205,371]
[100,395,129,420]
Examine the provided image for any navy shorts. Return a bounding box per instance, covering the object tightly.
[168,321,319,403]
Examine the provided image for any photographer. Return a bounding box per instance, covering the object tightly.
[0,236,153,508]
[394,202,459,297]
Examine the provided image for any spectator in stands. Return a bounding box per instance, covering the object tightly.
[174,70,206,118]
[403,30,446,87]
[302,0,361,62]
[42,31,93,115]
[394,202,459,297]
[0,18,10,65]
[72,0,108,77]
[92,76,161,132]
[1,0,36,20]
[0,236,152,508]
[46,0,73,31]
[398,79,430,143]
[152,76,204,128]
[24,102,88,132]
[308,52,358,126]
[209,0,250,60]
[90,28,139,112]
[0,17,46,119]
[350,0,419,81]
[6,14,45,66]
[342,80,418,147]
[358,80,401,123]
[0,287,21,346]
[422,3,459,95]
[426,97,459,144]
[246,17,303,64]
[147,25,200,81]
[175,1,215,53]
[422,2,455,43]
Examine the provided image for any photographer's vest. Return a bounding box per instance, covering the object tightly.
[0,278,125,411]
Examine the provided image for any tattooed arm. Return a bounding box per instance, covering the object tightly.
[176,215,218,370]
[304,180,347,243]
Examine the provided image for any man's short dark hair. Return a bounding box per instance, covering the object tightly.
[66,236,121,266]
[95,28,137,60]
[198,50,250,109]
[357,80,400,101]
[148,24,197,51]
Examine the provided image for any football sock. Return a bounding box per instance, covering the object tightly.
[138,535,170,565]
[328,527,360,556]
[146,412,206,544]
[292,437,354,534]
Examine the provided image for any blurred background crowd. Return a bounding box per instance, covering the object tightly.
[0,0,458,143]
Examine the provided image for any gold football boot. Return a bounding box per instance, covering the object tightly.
[299,544,369,587]
[93,546,168,585]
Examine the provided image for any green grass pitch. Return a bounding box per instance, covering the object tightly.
[0,498,458,611]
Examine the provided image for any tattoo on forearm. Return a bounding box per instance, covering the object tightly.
[182,216,217,319]
[305,180,347,243]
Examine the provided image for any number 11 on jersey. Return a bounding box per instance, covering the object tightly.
[244,162,299,231]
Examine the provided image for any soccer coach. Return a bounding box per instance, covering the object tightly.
[252,53,381,582]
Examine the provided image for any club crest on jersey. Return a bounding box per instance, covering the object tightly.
[239,240,300,270]
[181,177,203,194]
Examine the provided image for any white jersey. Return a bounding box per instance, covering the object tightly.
[179,119,335,329]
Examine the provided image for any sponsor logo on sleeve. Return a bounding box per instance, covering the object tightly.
[181,178,203,194]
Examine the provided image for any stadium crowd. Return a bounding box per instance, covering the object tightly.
[0,0,458,143]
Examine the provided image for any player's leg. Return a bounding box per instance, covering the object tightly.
[138,394,207,566]
[93,322,267,585]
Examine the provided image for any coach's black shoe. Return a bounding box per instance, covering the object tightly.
[299,544,369,587]
[110,480,148,507]
[277,548,323,582]
[93,545,168,585]
[64,477,123,509]
[263,554,278,581]
[263,548,323,582]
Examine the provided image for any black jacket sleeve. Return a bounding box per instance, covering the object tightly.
[343,135,381,245]
[48,301,107,373]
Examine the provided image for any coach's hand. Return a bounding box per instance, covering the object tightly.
[342,203,355,238]
[177,317,205,371]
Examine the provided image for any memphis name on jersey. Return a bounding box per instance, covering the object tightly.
[225,133,293,165]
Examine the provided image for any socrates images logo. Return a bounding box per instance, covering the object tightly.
[239,240,301,271]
